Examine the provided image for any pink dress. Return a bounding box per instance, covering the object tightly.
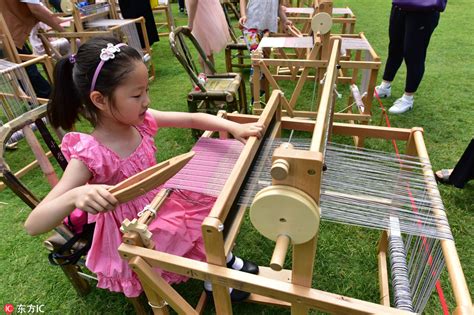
[186,0,231,56]
[61,112,215,297]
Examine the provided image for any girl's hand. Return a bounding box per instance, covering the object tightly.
[239,16,247,28]
[231,122,265,143]
[284,20,293,32]
[73,185,118,215]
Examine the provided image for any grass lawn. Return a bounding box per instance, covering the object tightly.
[0,1,472,314]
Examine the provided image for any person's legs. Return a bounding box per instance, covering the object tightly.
[389,10,439,114]
[376,6,405,98]
[449,139,474,188]
[383,6,406,83]
[199,54,214,75]
[242,28,263,104]
[17,45,51,99]
[403,10,440,94]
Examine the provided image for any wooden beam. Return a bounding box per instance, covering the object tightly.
[119,245,414,315]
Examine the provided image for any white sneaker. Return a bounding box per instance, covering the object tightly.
[375,84,391,98]
[388,96,414,114]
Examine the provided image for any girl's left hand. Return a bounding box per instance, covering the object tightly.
[231,123,265,143]
[284,20,293,32]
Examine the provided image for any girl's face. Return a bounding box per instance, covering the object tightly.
[107,61,150,125]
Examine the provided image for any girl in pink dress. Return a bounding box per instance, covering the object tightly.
[25,37,262,299]
[186,0,230,73]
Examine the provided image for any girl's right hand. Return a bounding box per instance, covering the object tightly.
[239,16,247,27]
[73,185,118,215]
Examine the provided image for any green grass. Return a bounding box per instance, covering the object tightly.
[1,1,473,314]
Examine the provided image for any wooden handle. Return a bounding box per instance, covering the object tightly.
[270,234,291,271]
[271,158,290,180]
[109,151,194,203]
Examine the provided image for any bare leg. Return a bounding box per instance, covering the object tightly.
[199,54,215,75]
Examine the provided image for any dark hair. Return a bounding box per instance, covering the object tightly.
[48,36,143,130]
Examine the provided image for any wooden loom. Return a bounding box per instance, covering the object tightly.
[252,1,380,147]
[117,37,472,314]
[283,0,357,36]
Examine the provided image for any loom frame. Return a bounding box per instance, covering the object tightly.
[282,0,357,36]
[251,1,380,149]
[118,37,472,314]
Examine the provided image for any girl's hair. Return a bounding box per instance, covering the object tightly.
[48,36,143,130]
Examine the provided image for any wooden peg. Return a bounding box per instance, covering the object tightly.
[270,234,291,271]
[121,218,155,249]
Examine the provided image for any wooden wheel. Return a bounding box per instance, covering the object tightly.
[311,13,332,35]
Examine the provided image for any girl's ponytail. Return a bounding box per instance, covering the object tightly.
[48,37,143,130]
[47,55,82,130]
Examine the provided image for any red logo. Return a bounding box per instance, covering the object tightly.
[4,304,14,314]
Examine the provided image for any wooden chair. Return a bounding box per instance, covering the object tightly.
[119,38,473,315]
[222,2,251,73]
[221,0,240,21]
[169,26,247,117]
[150,0,175,37]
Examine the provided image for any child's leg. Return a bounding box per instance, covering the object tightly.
[242,28,264,103]
[198,54,214,75]
[204,252,259,302]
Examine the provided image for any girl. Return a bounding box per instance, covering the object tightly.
[24,37,262,300]
[239,0,291,53]
[186,0,230,74]
[239,0,292,100]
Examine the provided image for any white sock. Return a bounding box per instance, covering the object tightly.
[381,81,391,89]
[403,94,414,101]
[204,281,213,291]
[226,252,244,270]
[204,281,234,293]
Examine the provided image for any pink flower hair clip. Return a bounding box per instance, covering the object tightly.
[99,43,122,61]
[90,43,127,92]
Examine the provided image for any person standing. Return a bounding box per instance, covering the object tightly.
[186,0,231,74]
[178,0,186,14]
[375,2,443,114]
[118,0,160,48]
[0,0,65,98]
[435,139,474,189]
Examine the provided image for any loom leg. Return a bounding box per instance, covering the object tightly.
[60,263,91,297]
[128,294,150,315]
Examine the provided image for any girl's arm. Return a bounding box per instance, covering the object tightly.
[149,110,264,143]
[24,159,118,236]
[239,0,247,26]
[186,0,198,31]
[279,4,292,31]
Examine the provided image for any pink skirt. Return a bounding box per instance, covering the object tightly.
[187,0,231,56]
[86,189,216,297]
